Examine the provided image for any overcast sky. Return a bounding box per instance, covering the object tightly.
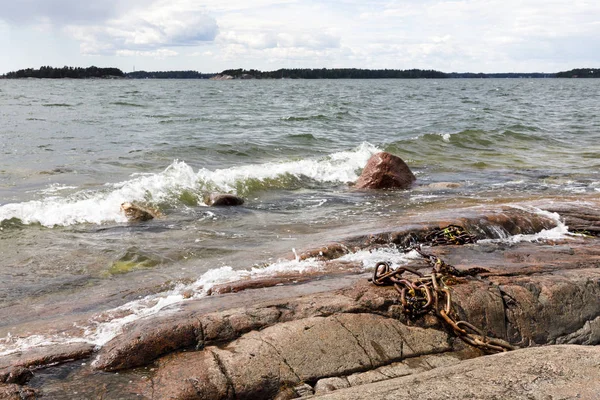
[1,0,598,74]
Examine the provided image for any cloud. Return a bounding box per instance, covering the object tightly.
[65,3,219,55]
[0,0,124,24]
[116,49,179,58]
[1,0,599,72]
[211,2,344,65]
[218,31,340,51]
[0,0,218,55]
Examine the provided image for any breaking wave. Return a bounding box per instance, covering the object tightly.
[0,247,420,356]
[0,143,380,227]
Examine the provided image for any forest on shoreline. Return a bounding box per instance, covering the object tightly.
[1,66,598,80]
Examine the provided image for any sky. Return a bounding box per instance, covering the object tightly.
[0,0,598,74]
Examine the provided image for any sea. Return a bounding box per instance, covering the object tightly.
[1,78,599,353]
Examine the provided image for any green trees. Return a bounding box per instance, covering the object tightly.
[5,66,597,80]
[555,68,600,78]
[3,66,124,79]
[219,68,448,79]
[125,70,214,79]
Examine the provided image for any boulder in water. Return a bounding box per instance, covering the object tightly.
[204,193,245,207]
[120,202,159,222]
[355,152,415,190]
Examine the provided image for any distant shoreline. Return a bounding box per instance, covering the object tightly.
[1,66,598,79]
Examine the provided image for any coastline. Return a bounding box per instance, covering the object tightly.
[1,78,600,398]
[2,195,599,398]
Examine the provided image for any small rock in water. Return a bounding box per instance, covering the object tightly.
[426,182,463,190]
[120,202,158,222]
[355,152,416,190]
[204,193,245,207]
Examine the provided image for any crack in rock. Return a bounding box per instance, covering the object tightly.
[333,315,375,368]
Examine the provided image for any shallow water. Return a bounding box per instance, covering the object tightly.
[1,78,599,351]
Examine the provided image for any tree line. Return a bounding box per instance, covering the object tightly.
[447,72,554,78]
[555,68,600,78]
[220,68,448,79]
[3,66,124,79]
[126,70,215,79]
[2,66,598,79]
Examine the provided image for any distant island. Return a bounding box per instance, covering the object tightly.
[555,68,600,78]
[1,66,125,79]
[1,66,599,80]
[127,70,216,79]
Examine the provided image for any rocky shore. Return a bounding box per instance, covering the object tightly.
[1,199,600,399]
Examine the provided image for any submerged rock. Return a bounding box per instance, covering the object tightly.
[120,202,159,221]
[0,383,37,400]
[355,152,416,190]
[426,182,463,189]
[204,193,245,207]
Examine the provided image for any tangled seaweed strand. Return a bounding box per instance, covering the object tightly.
[424,225,477,247]
[371,226,516,354]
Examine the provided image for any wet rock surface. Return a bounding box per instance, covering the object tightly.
[354,152,416,190]
[204,193,245,206]
[0,383,37,400]
[2,199,600,399]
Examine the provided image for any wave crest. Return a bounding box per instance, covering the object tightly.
[0,143,380,227]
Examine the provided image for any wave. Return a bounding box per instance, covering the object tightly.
[286,133,319,140]
[385,128,563,170]
[0,247,419,356]
[0,143,380,227]
[281,114,328,122]
[415,129,548,147]
[110,101,146,108]
[478,206,577,244]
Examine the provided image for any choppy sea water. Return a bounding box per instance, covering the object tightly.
[1,78,599,352]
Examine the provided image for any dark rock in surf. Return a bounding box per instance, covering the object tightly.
[204,193,245,207]
[355,152,416,190]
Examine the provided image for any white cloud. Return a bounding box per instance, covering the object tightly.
[116,49,179,58]
[64,3,218,55]
[1,0,600,72]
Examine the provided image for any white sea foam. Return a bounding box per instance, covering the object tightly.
[195,142,377,192]
[0,245,423,356]
[480,206,576,244]
[337,247,421,268]
[0,143,380,227]
[36,184,78,195]
[0,334,90,358]
[0,255,324,356]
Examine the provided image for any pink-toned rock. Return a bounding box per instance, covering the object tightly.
[310,345,600,400]
[0,384,37,400]
[355,152,416,190]
[153,350,232,400]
